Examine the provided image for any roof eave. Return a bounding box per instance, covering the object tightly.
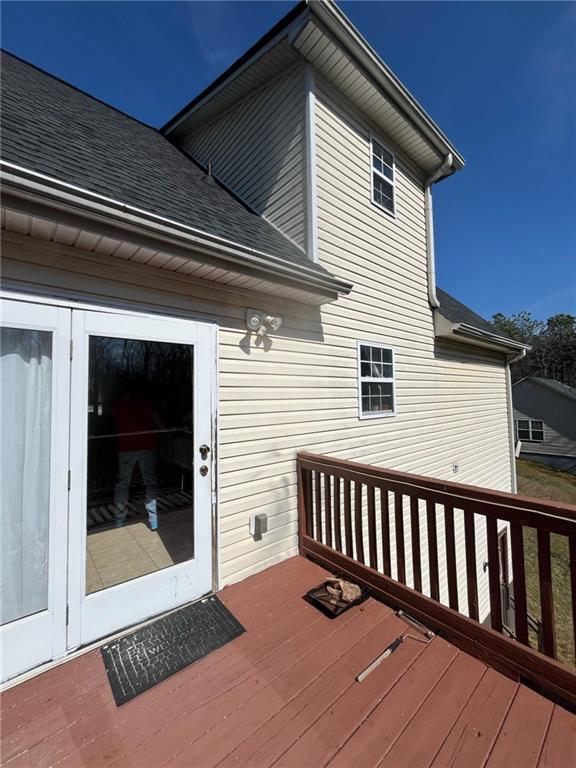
[1,161,352,302]
[434,310,531,355]
[310,0,465,170]
[162,0,464,170]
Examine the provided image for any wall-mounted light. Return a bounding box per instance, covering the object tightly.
[246,309,283,337]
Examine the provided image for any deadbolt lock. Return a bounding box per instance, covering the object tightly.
[199,465,209,477]
[200,444,210,460]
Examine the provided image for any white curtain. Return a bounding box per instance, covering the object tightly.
[0,328,52,625]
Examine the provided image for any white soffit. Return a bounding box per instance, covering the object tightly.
[292,19,443,174]
[168,38,302,139]
[168,17,456,175]
[0,208,336,305]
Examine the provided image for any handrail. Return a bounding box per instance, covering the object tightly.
[297,452,576,710]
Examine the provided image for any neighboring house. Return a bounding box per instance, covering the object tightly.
[0,0,529,682]
[513,376,576,473]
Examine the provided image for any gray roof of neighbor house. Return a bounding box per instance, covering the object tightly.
[0,50,339,284]
[527,377,576,403]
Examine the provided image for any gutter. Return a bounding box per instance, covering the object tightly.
[425,154,454,308]
[434,312,531,355]
[0,161,352,299]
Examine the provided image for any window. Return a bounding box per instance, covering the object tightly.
[516,419,544,442]
[371,137,395,215]
[358,342,395,418]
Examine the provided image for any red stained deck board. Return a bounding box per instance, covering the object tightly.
[272,630,448,768]
[484,685,556,768]
[165,601,393,768]
[218,610,415,768]
[1,555,575,768]
[327,638,459,768]
[378,652,487,768]
[429,668,519,768]
[537,705,576,768]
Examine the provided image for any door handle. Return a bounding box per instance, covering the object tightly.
[199,465,209,477]
[199,444,210,461]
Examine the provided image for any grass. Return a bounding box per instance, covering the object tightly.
[516,459,576,667]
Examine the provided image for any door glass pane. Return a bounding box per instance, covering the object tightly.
[1,328,52,625]
[86,336,194,594]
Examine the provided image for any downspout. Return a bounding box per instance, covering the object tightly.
[425,153,454,308]
[505,348,527,493]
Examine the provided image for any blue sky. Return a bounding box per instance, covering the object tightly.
[2,1,575,321]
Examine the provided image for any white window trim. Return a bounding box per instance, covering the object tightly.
[369,134,396,218]
[357,340,396,420]
[516,418,544,442]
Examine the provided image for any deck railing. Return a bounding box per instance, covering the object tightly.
[297,452,576,709]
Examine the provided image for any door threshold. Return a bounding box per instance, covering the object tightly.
[1,594,211,692]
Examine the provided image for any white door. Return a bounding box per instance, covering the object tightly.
[68,308,215,648]
[0,299,70,682]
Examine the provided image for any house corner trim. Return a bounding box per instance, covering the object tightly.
[305,64,319,263]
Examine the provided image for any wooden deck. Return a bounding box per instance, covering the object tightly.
[2,556,575,768]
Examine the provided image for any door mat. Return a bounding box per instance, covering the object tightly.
[101,595,245,706]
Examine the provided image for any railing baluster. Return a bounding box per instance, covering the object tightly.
[510,523,528,645]
[381,489,391,576]
[426,500,439,601]
[314,470,322,543]
[354,482,365,564]
[570,536,576,667]
[304,468,314,537]
[464,509,479,621]
[410,497,422,593]
[486,518,502,632]
[537,530,556,658]
[333,476,342,552]
[344,479,353,557]
[444,505,458,611]
[324,473,333,548]
[367,485,377,569]
[395,492,406,584]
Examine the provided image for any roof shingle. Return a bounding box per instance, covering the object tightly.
[0,50,332,277]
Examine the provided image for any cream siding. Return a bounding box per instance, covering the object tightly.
[180,64,308,251]
[311,78,513,620]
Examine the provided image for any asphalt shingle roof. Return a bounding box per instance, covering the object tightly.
[436,287,510,338]
[531,377,576,402]
[0,50,329,275]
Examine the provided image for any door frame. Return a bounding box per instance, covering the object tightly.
[1,289,219,666]
[0,298,71,682]
[67,305,218,650]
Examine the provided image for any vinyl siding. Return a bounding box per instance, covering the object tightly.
[180,64,308,251]
[513,380,576,457]
[311,79,513,620]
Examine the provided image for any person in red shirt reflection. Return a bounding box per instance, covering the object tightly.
[112,380,163,530]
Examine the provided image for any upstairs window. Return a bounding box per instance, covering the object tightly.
[358,342,395,418]
[371,137,395,215]
[516,419,544,442]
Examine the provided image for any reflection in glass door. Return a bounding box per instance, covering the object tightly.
[86,336,195,593]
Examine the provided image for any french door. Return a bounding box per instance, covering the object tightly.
[1,296,215,681]
[0,300,70,681]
